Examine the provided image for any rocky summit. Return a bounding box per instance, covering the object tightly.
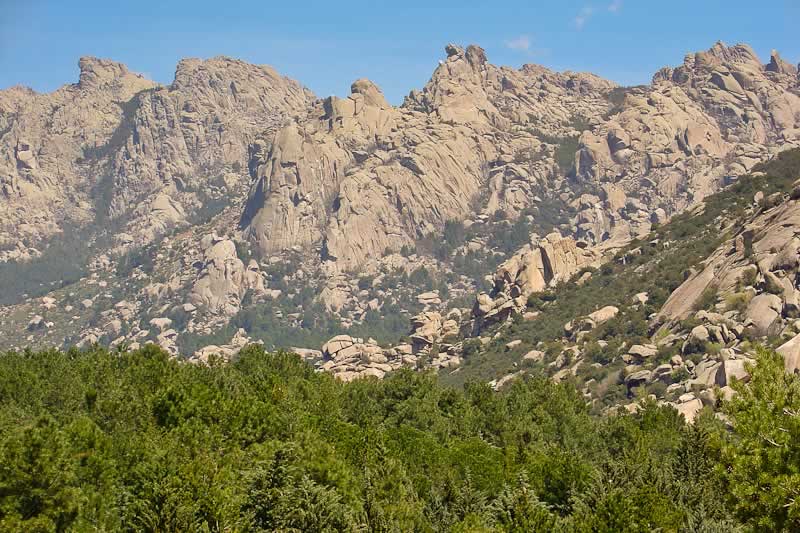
[0,56,311,262]
[2,41,800,407]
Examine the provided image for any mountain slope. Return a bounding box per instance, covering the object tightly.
[0,56,312,263]
[448,148,800,416]
[1,42,800,388]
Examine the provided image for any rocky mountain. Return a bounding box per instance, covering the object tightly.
[241,44,615,270]
[0,56,311,261]
[448,149,800,418]
[2,41,800,412]
[0,58,157,261]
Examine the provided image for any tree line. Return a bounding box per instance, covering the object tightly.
[0,344,798,531]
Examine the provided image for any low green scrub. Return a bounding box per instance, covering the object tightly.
[0,228,97,305]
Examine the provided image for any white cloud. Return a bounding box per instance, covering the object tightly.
[608,0,623,12]
[505,35,531,52]
[574,6,595,30]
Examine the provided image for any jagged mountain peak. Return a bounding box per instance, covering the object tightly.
[766,49,799,76]
[0,52,311,263]
[443,43,489,67]
[652,41,791,85]
[171,55,309,94]
[0,56,155,99]
[349,78,389,108]
[242,42,620,270]
[697,41,760,66]
[76,56,152,91]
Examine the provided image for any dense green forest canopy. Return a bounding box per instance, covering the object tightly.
[1,345,799,531]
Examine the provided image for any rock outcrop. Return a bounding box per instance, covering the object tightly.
[576,42,800,249]
[190,328,258,364]
[242,44,616,270]
[319,335,416,381]
[474,231,601,325]
[189,234,265,315]
[659,180,800,333]
[0,55,311,260]
[492,232,600,297]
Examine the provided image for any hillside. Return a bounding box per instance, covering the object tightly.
[1,41,800,392]
[4,134,800,533]
[443,149,800,408]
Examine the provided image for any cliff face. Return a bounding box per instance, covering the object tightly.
[242,44,616,270]
[659,186,800,328]
[0,56,312,260]
[5,42,795,271]
[104,57,312,251]
[242,42,800,271]
[576,43,800,243]
[0,58,157,260]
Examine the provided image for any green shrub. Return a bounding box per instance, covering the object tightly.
[725,292,752,313]
[554,136,580,174]
[738,268,757,288]
[357,276,373,291]
[692,286,719,312]
[671,367,690,382]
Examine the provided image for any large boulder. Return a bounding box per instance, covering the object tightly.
[416,291,442,307]
[683,325,710,354]
[588,305,619,325]
[653,364,675,382]
[628,344,657,359]
[149,317,173,332]
[189,235,264,315]
[658,268,716,322]
[715,358,751,387]
[745,293,783,336]
[322,335,365,362]
[674,398,704,424]
[778,333,800,373]
[410,311,444,353]
[191,329,257,364]
[692,359,721,388]
[625,369,652,389]
[27,315,45,331]
[523,349,545,363]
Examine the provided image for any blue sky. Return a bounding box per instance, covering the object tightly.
[1,0,797,104]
